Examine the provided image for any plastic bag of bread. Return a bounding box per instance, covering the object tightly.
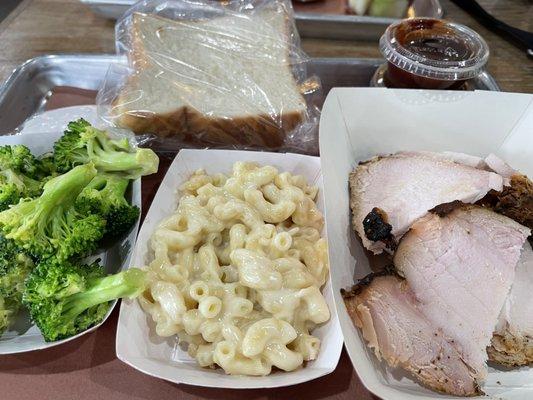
[97,0,321,153]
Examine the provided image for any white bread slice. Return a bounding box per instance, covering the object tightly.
[114,9,307,148]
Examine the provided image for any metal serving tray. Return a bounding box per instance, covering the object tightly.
[0,54,498,135]
[79,0,443,40]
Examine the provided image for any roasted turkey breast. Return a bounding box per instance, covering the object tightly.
[490,242,533,366]
[344,275,480,396]
[349,153,503,254]
[394,206,530,379]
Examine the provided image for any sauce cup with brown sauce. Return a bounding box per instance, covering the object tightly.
[371,18,489,90]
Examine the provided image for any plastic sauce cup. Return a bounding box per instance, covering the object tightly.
[373,18,489,90]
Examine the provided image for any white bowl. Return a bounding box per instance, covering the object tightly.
[0,107,141,353]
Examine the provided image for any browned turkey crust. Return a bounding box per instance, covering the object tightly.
[489,333,533,367]
[492,174,533,231]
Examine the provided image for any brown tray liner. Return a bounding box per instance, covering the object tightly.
[45,86,98,111]
[0,121,364,398]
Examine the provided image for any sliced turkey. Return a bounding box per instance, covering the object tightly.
[394,206,530,379]
[490,241,533,366]
[484,153,517,179]
[349,153,504,254]
[397,150,488,169]
[344,275,480,396]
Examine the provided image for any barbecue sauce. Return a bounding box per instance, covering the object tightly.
[375,18,489,90]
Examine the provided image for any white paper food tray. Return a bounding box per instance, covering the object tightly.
[0,106,141,354]
[319,87,533,400]
[116,149,343,388]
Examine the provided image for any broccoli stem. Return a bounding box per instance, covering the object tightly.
[102,175,130,201]
[82,173,130,209]
[1,170,25,190]
[84,174,106,191]
[0,163,98,250]
[42,163,98,206]
[86,173,129,195]
[33,164,97,232]
[91,148,159,175]
[62,269,147,320]
[1,169,41,196]
[90,150,141,172]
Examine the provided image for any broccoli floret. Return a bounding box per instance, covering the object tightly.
[53,119,159,179]
[76,174,140,239]
[0,183,20,213]
[0,163,106,260]
[0,169,44,211]
[0,298,12,334]
[37,153,58,177]
[0,145,48,211]
[23,258,147,341]
[0,145,43,179]
[0,235,34,334]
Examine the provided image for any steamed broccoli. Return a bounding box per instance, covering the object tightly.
[0,163,106,260]
[53,119,159,179]
[0,235,34,333]
[23,258,147,342]
[37,153,58,177]
[0,145,40,177]
[0,169,43,211]
[0,145,49,211]
[0,184,19,214]
[76,174,140,239]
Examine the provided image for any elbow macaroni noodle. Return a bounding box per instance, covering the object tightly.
[139,162,330,375]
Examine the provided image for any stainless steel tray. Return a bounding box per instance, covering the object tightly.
[79,0,443,40]
[0,54,498,135]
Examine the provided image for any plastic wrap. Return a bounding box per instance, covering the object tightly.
[97,0,322,154]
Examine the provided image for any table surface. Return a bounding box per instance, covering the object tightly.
[0,0,532,91]
[0,1,531,399]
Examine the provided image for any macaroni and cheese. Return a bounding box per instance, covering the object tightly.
[139,162,330,375]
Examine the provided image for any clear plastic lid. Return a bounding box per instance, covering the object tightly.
[380,18,489,81]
